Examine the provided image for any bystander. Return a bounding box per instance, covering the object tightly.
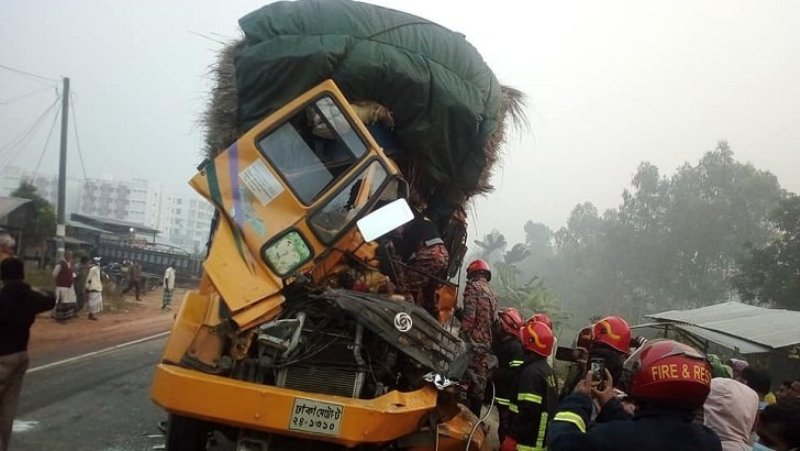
[0,257,56,451]
[162,262,176,311]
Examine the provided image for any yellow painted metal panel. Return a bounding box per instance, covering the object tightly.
[152,364,436,447]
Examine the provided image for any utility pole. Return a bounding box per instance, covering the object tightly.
[56,77,69,258]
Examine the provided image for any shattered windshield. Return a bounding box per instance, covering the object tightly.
[256,96,367,205]
[309,160,388,244]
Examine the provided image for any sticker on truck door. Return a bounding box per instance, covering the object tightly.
[289,398,344,436]
[239,159,284,206]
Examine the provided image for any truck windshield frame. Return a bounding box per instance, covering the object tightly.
[308,158,392,245]
[255,95,368,206]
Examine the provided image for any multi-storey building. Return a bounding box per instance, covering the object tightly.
[0,166,213,253]
[0,166,81,215]
[163,194,215,255]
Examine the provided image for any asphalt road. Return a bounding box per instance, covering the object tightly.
[12,337,171,451]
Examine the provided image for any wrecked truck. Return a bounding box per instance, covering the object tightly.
[150,1,523,449]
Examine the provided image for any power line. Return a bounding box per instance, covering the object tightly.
[0,92,59,157]
[0,94,61,171]
[0,86,53,106]
[0,63,59,84]
[69,91,88,180]
[33,101,61,176]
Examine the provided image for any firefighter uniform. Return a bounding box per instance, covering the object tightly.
[548,393,721,451]
[492,332,525,440]
[399,215,448,314]
[460,274,497,415]
[507,354,558,451]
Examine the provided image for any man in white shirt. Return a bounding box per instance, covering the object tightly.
[161,262,176,311]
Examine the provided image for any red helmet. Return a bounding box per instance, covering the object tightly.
[466,259,491,281]
[519,321,555,357]
[528,313,553,331]
[622,339,712,409]
[593,316,631,353]
[498,308,524,337]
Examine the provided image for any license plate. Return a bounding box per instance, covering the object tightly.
[288,398,344,436]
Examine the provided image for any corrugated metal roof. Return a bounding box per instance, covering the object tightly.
[647,301,800,350]
[632,322,770,354]
[0,197,31,219]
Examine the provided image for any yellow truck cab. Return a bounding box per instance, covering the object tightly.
[151,80,486,450]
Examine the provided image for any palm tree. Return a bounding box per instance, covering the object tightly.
[473,230,507,262]
[504,243,532,265]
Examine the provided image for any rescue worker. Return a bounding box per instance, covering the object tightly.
[491,307,525,441]
[501,320,558,451]
[459,259,497,416]
[398,212,449,316]
[560,315,632,400]
[548,339,722,451]
[528,313,557,366]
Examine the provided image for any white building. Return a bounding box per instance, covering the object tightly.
[0,166,81,215]
[163,194,215,255]
[0,166,214,253]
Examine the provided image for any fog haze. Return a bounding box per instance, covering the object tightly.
[2,0,798,244]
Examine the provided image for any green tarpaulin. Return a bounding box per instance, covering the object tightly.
[235,0,504,198]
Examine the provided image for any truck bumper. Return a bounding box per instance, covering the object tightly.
[151,363,437,447]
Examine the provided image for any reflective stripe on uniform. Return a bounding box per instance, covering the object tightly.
[509,360,524,367]
[536,412,548,449]
[553,411,587,433]
[517,392,543,404]
[496,397,511,406]
[516,445,545,451]
[509,403,519,413]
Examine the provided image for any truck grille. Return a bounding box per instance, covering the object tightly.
[278,364,364,398]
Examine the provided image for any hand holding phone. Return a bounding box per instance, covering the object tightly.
[590,357,606,391]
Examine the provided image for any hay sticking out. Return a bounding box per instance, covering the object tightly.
[202,39,242,159]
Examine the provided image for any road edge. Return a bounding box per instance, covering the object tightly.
[27,331,170,374]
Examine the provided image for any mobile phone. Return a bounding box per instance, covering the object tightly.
[590,357,606,390]
[555,346,577,362]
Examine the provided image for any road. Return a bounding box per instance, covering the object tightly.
[12,336,173,451]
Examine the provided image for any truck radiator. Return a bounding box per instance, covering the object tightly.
[277,364,365,398]
[275,325,366,398]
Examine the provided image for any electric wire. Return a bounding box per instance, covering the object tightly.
[0,63,60,83]
[32,100,61,176]
[0,94,61,170]
[69,92,89,180]
[0,86,54,106]
[466,381,496,450]
[0,92,60,157]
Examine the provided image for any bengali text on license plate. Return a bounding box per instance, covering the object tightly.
[288,398,344,436]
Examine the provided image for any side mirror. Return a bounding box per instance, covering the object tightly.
[356,198,414,242]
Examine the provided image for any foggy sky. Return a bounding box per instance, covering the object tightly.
[2,0,798,245]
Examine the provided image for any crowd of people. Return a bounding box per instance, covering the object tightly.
[453,258,800,451]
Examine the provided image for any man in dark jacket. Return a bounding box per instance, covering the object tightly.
[491,307,525,441]
[0,257,56,451]
[548,339,722,451]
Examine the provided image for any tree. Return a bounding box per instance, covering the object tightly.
[473,229,507,262]
[493,261,567,326]
[11,181,56,253]
[524,221,554,256]
[734,194,800,309]
[503,243,531,266]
